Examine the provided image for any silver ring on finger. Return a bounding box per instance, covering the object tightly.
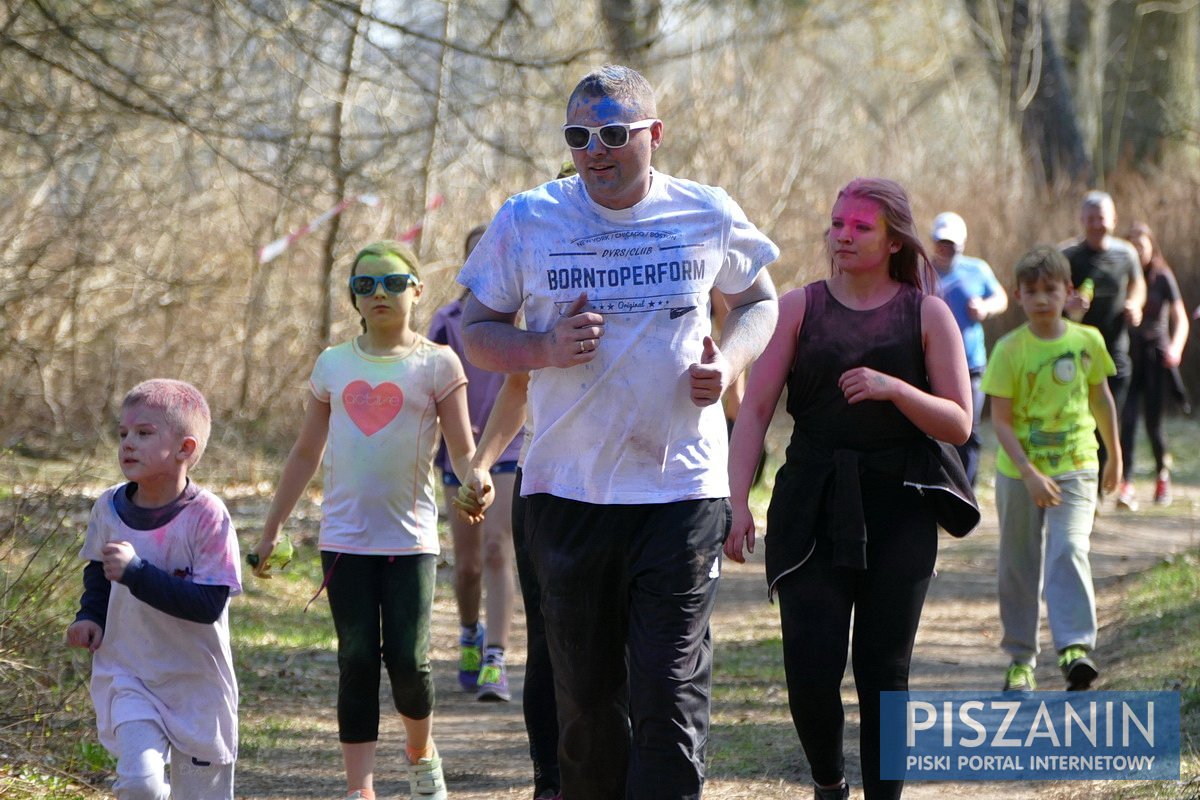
[578,340,585,354]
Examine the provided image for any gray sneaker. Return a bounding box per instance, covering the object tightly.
[408,746,448,799]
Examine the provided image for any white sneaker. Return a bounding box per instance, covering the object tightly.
[408,747,448,799]
[1116,481,1138,512]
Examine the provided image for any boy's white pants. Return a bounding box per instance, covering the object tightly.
[995,470,1099,669]
[113,720,234,800]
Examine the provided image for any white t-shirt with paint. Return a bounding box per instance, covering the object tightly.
[81,485,241,764]
[310,337,467,554]
[457,170,778,504]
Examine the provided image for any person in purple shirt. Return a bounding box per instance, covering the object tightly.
[429,224,521,702]
[929,212,1008,486]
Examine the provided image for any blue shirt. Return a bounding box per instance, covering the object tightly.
[937,254,1003,372]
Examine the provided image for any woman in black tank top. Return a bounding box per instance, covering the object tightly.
[725,179,979,800]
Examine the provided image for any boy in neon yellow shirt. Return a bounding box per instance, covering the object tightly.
[982,245,1120,692]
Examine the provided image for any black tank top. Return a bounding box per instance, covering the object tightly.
[762,280,982,592]
[784,280,928,457]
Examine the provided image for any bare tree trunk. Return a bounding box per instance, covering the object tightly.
[317,1,369,348]
[963,0,1093,184]
[1161,1,1200,169]
[414,0,456,263]
[599,0,661,64]
[1108,0,1200,170]
[1065,0,1110,174]
[1018,3,1093,183]
[237,136,314,411]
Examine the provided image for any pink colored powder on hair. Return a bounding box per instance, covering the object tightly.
[122,379,212,465]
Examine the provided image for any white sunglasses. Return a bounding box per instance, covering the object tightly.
[562,119,657,150]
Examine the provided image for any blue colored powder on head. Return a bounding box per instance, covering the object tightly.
[569,94,633,122]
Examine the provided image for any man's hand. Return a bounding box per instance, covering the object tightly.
[1065,294,1088,322]
[101,541,136,582]
[250,534,283,579]
[1101,457,1121,496]
[66,620,103,653]
[688,336,731,407]
[1123,300,1143,328]
[547,292,605,368]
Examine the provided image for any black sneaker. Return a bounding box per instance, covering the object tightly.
[814,782,849,800]
[1058,645,1099,691]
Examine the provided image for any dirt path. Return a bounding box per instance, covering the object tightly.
[233,486,1198,800]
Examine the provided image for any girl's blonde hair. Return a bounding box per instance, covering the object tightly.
[831,178,937,293]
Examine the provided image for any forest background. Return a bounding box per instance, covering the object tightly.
[3,0,1200,451]
[2,0,1200,796]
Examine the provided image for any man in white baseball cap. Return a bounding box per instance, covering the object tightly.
[930,211,1008,485]
[931,211,968,249]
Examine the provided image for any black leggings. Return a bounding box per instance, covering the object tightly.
[1121,350,1169,475]
[775,475,937,800]
[322,551,436,742]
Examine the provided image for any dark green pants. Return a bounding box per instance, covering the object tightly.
[322,551,436,742]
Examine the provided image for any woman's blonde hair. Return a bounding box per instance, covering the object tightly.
[831,178,937,293]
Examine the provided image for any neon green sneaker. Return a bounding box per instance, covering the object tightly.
[1002,663,1036,691]
[1058,645,1098,691]
[458,624,485,691]
[476,660,511,702]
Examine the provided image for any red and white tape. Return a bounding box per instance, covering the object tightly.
[257,194,381,264]
[397,194,445,243]
[258,193,446,264]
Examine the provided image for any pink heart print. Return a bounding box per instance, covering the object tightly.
[342,380,404,436]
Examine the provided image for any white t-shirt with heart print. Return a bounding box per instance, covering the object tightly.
[310,336,467,554]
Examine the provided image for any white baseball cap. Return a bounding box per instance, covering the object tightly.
[931,212,968,247]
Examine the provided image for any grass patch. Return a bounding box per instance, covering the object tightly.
[3,416,1199,796]
[712,637,788,705]
[1089,550,1200,799]
[709,635,799,778]
[238,715,329,760]
[0,766,95,800]
[0,451,110,800]
[232,545,338,699]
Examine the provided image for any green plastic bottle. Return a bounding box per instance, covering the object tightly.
[246,535,294,571]
[1078,278,1095,303]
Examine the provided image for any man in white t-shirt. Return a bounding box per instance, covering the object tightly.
[457,65,778,800]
